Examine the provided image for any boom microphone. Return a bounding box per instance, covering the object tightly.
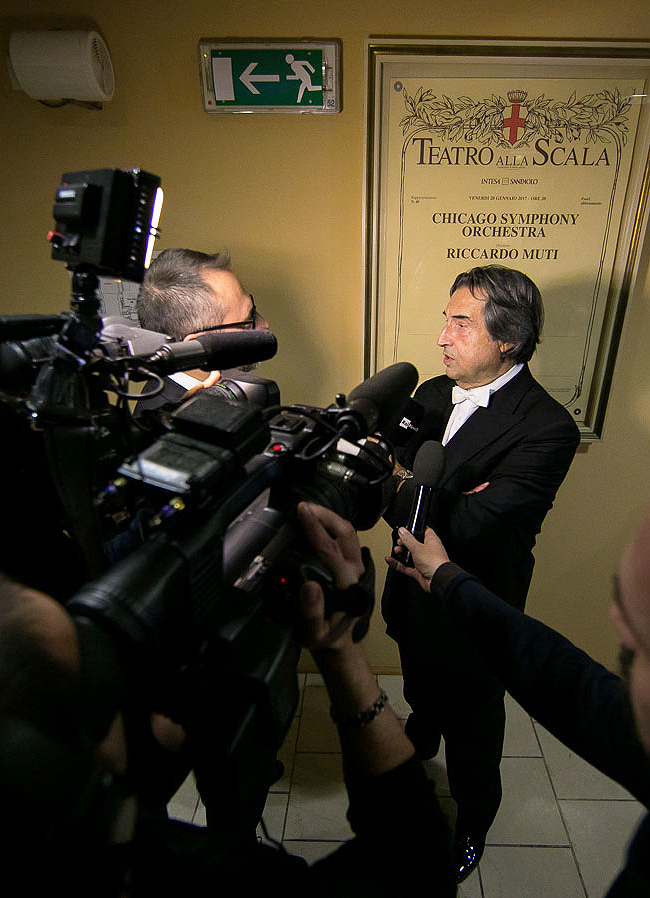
[143,329,278,375]
[402,440,445,566]
[337,362,419,438]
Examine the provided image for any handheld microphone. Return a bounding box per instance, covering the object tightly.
[400,440,445,566]
[336,362,419,438]
[143,329,278,375]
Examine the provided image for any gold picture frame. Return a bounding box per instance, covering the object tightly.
[365,38,650,439]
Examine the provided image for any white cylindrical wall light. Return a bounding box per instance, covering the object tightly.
[8,30,115,102]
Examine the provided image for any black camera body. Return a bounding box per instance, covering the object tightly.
[0,168,418,838]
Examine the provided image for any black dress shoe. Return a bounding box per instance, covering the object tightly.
[454,831,485,883]
[404,713,441,760]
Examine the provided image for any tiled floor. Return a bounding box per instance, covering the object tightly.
[167,674,645,897]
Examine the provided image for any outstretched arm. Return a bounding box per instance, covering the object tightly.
[296,502,414,778]
[385,525,650,805]
[296,503,456,895]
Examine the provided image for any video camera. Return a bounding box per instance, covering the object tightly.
[0,168,418,807]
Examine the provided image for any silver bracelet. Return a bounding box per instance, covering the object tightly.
[330,690,389,728]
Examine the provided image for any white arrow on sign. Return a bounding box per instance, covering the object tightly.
[240,62,280,95]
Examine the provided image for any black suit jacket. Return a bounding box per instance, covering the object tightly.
[382,366,579,661]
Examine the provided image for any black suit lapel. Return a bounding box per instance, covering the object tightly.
[439,366,534,487]
[423,378,453,442]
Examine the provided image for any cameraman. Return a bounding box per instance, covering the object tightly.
[135,248,269,408]
[0,503,455,897]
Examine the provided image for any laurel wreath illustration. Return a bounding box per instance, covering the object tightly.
[399,87,631,148]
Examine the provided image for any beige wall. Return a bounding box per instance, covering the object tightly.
[2,1,650,672]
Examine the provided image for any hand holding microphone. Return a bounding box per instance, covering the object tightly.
[386,525,450,592]
[395,440,445,566]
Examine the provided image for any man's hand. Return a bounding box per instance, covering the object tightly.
[297,501,364,590]
[392,459,413,492]
[385,526,450,592]
[296,505,416,778]
[295,502,365,652]
[295,580,358,652]
[463,481,489,495]
[181,370,222,399]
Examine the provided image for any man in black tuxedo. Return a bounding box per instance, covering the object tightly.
[135,248,268,412]
[381,265,580,881]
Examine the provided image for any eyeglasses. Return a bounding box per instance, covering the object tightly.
[196,296,258,334]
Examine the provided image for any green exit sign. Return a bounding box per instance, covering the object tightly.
[198,40,340,113]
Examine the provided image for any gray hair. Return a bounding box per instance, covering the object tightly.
[136,248,232,340]
[450,265,543,363]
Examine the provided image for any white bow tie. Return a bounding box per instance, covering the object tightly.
[452,384,491,408]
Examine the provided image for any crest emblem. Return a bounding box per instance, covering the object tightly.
[502,90,528,145]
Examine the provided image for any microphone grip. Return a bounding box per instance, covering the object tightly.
[401,485,433,567]
[147,341,206,374]
[407,485,432,541]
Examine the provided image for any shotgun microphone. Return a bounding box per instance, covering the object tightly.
[143,329,278,374]
[334,362,419,439]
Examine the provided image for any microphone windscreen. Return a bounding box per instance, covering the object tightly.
[193,329,278,370]
[412,440,445,487]
[347,362,419,430]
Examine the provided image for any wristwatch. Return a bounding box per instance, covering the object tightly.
[394,467,414,490]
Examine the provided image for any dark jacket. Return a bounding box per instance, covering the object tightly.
[129,756,456,897]
[430,561,650,897]
[383,366,580,661]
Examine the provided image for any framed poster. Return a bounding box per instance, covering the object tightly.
[365,39,650,439]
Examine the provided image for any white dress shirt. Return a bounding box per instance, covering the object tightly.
[442,363,523,446]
